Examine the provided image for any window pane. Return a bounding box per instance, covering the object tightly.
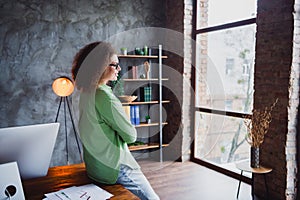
[197,0,257,29]
[195,24,256,113]
[194,111,251,175]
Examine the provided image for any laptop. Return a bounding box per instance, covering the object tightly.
[0,123,60,180]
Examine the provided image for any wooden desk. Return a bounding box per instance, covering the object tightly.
[22,163,139,200]
[236,160,272,199]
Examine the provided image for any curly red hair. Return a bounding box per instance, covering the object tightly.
[71,41,117,91]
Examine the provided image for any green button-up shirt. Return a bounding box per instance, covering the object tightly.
[78,84,139,184]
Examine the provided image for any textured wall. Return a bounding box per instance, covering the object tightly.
[254,0,297,199]
[0,0,166,166]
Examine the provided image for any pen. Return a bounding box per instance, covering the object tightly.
[80,192,87,198]
[55,193,64,200]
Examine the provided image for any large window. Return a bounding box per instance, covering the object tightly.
[193,0,257,177]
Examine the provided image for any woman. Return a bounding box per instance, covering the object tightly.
[71,41,159,200]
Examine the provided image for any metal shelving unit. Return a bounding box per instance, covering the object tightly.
[119,45,168,162]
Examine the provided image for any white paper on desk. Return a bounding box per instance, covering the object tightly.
[63,184,113,200]
[44,186,77,200]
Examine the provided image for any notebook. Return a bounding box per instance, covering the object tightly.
[0,123,60,180]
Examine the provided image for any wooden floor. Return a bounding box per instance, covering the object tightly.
[139,160,254,200]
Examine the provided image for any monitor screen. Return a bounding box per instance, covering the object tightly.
[0,123,59,180]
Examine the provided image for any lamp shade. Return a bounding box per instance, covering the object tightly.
[52,76,74,97]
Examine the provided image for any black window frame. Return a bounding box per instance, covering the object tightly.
[191,0,256,183]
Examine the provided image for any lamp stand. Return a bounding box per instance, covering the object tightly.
[55,96,83,164]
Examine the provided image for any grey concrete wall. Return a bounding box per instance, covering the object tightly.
[0,0,166,166]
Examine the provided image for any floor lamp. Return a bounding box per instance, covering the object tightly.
[52,76,83,164]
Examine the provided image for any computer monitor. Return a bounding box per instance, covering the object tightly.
[0,123,60,180]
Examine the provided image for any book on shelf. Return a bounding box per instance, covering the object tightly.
[122,106,130,119]
[140,87,152,102]
[130,105,140,125]
[134,105,140,125]
[127,66,138,79]
[130,106,135,125]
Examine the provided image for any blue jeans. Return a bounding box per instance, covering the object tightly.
[116,164,160,200]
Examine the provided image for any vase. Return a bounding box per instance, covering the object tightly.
[144,61,151,79]
[250,146,260,168]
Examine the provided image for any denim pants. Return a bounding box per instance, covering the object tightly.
[116,164,160,200]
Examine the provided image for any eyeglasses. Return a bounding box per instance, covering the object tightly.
[109,63,119,69]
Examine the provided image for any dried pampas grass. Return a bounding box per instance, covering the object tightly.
[245,98,278,148]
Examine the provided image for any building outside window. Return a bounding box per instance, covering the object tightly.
[193,0,257,177]
[225,58,234,75]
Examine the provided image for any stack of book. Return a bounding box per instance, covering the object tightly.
[127,66,138,79]
[140,87,152,102]
[130,105,140,125]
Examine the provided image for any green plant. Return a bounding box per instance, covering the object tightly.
[244,98,278,147]
[237,79,245,84]
[128,141,145,146]
[220,146,226,153]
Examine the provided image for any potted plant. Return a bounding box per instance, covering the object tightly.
[120,47,127,55]
[145,115,151,124]
[244,98,278,168]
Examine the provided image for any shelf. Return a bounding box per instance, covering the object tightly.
[123,78,169,82]
[122,100,170,105]
[134,122,168,128]
[119,45,166,162]
[118,55,168,59]
[129,143,169,151]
